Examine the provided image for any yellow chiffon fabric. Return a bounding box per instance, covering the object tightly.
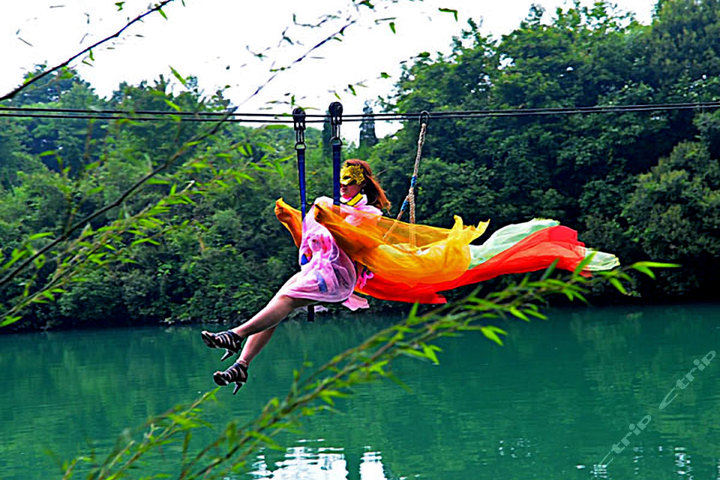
[275,198,488,288]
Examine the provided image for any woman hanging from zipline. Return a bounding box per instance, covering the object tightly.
[201,158,619,394]
[201,159,391,393]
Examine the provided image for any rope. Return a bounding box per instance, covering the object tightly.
[383,112,429,244]
[408,113,428,224]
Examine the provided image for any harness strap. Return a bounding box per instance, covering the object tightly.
[329,102,343,206]
[293,107,308,218]
[293,107,314,322]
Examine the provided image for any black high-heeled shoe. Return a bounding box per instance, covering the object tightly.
[201,330,245,361]
[213,361,249,395]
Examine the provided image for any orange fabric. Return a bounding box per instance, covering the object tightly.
[275,198,593,304]
[275,199,303,248]
[351,226,590,303]
[314,202,488,287]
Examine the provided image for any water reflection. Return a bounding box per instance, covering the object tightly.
[249,445,388,480]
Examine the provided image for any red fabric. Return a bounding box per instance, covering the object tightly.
[276,198,592,305]
[356,226,588,304]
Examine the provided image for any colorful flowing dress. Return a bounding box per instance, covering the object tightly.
[275,195,380,310]
[275,197,619,306]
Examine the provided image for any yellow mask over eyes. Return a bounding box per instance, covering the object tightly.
[340,164,365,186]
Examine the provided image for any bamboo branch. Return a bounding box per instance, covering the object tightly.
[0,111,232,289]
[0,0,178,102]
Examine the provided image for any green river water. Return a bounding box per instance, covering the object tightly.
[1,303,719,479]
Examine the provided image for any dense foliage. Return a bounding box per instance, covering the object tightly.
[371,0,720,299]
[1,0,718,330]
[0,70,334,330]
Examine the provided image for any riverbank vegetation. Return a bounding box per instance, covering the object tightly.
[1,0,719,331]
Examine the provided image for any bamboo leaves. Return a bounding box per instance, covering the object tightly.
[62,261,672,479]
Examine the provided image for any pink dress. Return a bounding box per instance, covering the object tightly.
[276,195,381,310]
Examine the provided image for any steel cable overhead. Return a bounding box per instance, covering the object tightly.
[1,101,720,124]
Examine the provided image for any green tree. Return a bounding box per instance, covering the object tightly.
[642,0,720,97]
[8,68,107,174]
[6,65,80,106]
[372,0,720,299]
[0,118,44,188]
[359,101,378,151]
[623,140,720,296]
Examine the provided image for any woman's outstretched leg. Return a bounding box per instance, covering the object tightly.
[203,294,313,393]
[232,294,313,339]
[202,294,312,358]
[238,327,275,366]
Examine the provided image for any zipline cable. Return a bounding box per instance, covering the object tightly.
[2,101,720,124]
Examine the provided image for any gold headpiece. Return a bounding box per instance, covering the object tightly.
[340,164,365,186]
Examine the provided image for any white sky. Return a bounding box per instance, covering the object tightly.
[2,0,656,141]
